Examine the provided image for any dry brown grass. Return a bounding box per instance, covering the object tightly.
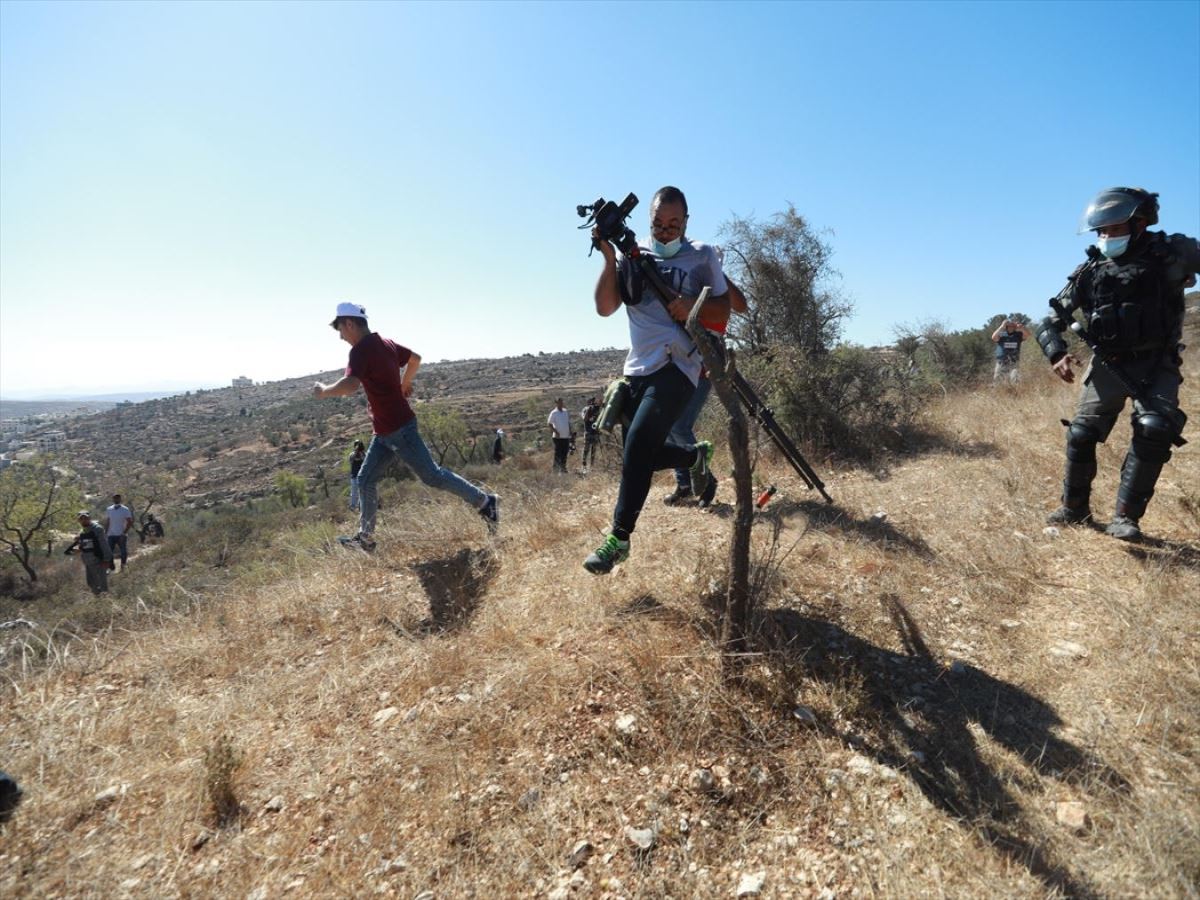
[2,354,1198,899]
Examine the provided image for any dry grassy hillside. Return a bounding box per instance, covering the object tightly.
[2,343,1198,898]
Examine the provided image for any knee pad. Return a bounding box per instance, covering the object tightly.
[1065,422,1100,463]
[1132,412,1175,465]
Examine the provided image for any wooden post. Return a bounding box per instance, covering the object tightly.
[685,288,754,657]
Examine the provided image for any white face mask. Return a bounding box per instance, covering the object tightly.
[1097,234,1131,259]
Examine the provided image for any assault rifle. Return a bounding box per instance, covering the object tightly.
[1048,293,1186,447]
[579,195,832,502]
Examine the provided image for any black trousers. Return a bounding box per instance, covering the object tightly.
[612,363,698,538]
[552,438,571,472]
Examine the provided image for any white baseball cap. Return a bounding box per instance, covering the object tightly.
[330,301,368,326]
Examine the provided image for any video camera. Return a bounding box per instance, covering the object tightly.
[577,193,639,254]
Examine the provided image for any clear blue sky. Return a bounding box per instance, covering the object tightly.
[2,0,1197,397]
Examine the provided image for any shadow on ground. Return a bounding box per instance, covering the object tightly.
[897,426,1002,461]
[745,499,935,558]
[1121,535,1200,569]
[408,547,497,633]
[748,595,1128,899]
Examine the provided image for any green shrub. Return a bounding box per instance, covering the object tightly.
[739,344,929,462]
[273,471,309,508]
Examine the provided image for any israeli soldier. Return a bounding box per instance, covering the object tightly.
[1036,187,1200,541]
[66,511,115,594]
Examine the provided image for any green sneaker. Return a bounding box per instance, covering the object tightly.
[689,441,714,495]
[583,534,630,575]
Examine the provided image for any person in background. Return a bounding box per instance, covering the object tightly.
[348,439,366,511]
[65,511,114,595]
[104,493,134,571]
[991,316,1032,384]
[581,396,601,472]
[491,428,505,464]
[547,398,571,474]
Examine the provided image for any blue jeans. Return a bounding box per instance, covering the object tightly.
[357,419,487,536]
[669,374,712,489]
[349,476,361,511]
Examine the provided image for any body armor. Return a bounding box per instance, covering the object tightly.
[1039,231,1195,361]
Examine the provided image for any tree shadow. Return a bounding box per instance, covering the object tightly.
[754,596,1127,899]
[898,426,1003,461]
[408,547,497,633]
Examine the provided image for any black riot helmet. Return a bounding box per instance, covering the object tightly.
[1078,187,1159,233]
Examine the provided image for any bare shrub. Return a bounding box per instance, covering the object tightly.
[895,319,994,386]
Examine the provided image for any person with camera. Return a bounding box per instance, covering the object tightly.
[314,302,499,551]
[1037,187,1199,541]
[990,316,1032,384]
[583,185,731,574]
[581,396,601,471]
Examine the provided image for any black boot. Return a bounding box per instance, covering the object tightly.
[1105,449,1167,542]
[1049,423,1098,525]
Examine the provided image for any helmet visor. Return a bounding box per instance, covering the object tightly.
[1078,190,1145,233]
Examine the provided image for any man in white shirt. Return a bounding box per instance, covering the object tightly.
[547,399,571,474]
[104,493,135,571]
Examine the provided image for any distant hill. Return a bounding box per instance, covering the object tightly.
[0,391,192,420]
[15,348,627,509]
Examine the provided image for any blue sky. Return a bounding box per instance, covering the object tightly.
[2,0,1197,397]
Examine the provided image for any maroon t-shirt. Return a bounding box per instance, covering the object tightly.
[346,333,415,435]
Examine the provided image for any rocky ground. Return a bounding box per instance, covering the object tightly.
[1,356,1197,897]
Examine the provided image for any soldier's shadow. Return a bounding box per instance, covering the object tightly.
[756,597,1127,899]
[1121,536,1200,569]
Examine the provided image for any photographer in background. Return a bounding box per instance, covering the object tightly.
[581,396,601,472]
[990,315,1031,384]
[584,185,731,574]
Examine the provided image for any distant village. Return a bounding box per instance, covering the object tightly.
[0,377,256,470]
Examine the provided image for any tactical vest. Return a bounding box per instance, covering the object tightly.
[78,526,104,560]
[995,331,1023,362]
[1079,232,1184,353]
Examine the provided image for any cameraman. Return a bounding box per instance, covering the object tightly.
[584,186,730,574]
[990,315,1031,384]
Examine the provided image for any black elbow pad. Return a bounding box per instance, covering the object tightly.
[1036,317,1068,361]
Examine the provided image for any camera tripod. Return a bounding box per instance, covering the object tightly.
[632,251,833,503]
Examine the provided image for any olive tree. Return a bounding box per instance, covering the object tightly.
[720,205,851,357]
[0,463,83,583]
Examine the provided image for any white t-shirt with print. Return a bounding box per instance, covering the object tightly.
[617,239,728,387]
